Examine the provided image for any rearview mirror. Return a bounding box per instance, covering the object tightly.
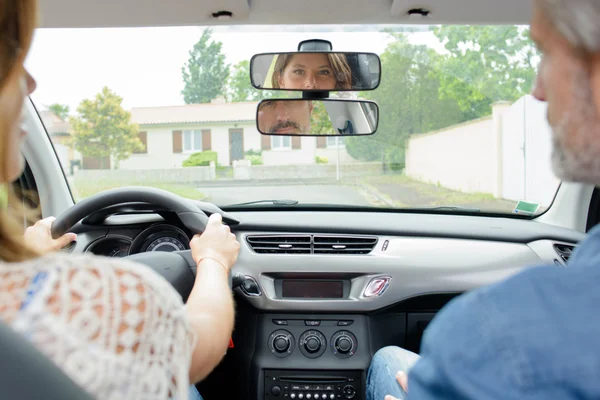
[250,52,381,92]
[256,99,378,137]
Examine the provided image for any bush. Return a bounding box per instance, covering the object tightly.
[246,155,263,165]
[182,151,218,167]
[245,149,262,157]
[315,156,329,164]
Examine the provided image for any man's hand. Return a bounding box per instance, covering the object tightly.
[384,371,408,400]
[24,217,77,253]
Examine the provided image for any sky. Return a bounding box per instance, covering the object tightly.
[25,25,442,113]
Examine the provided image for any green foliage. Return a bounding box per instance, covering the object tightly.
[432,26,538,119]
[315,156,329,164]
[347,27,538,165]
[227,60,264,102]
[311,101,335,135]
[182,151,218,167]
[246,155,263,165]
[48,103,70,120]
[349,34,463,166]
[181,29,230,104]
[70,87,142,169]
[245,149,262,157]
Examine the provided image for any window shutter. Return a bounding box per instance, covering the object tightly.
[134,131,147,154]
[292,136,301,150]
[173,130,182,153]
[202,129,212,151]
[316,136,327,149]
[261,134,271,150]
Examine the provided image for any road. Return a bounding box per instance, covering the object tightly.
[200,183,373,206]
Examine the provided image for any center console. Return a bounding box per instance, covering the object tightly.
[253,314,370,400]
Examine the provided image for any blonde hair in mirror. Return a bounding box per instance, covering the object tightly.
[0,0,41,262]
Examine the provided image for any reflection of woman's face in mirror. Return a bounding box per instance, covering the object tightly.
[278,53,337,90]
[258,100,313,134]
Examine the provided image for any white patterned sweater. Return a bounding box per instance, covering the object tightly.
[0,253,195,400]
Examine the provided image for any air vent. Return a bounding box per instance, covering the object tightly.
[313,235,378,254]
[246,235,378,255]
[247,235,311,254]
[554,244,575,263]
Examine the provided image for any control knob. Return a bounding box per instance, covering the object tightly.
[304,335,321,353]
[268,329,295,358]
[273,335,290,353]
[335,336,353,354]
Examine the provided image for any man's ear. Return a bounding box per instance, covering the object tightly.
[309,101,314,114]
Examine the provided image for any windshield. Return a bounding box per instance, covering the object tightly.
[28,25,557,215]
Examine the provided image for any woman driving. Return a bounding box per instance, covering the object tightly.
[0,1,239,399]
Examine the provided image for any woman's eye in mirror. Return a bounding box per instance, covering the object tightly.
[318,70,331,76]
[292,69,305,76]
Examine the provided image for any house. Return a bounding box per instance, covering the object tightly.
[122,98,358,170]
[40,110,82,174]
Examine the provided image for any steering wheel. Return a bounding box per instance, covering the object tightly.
[51,187,211,301]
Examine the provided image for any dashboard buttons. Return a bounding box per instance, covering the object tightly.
[305,320,321,326]
[299,330,327,358]
[343,385,356,399]
[268,330,295,358]
[273,319,288,326]
[271,386,282,397]
[331,331,358,359]
[337,320,354,326]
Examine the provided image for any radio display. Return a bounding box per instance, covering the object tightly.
[282,280,344,299]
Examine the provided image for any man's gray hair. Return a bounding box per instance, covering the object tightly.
[540,0,600,52]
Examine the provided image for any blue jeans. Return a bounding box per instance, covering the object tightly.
[189,385,203,400]
[366,347,421,400]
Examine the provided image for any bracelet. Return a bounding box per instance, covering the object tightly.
[197,257,228,273]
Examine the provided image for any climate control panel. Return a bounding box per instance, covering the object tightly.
[268,321,358,359]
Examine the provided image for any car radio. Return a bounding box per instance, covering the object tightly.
[264,370,362,400]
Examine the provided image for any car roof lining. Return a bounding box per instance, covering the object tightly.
[38,0,531,29]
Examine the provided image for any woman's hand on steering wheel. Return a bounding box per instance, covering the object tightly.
[190,213,240,272]
[25,217,77,253]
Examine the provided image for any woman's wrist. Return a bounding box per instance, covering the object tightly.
[197,256,229,274]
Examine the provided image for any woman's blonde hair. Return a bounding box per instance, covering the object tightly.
[0,0,40,262]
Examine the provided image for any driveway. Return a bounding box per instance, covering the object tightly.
[200,183,372,206]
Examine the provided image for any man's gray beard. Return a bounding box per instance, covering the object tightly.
[550,71,600,185]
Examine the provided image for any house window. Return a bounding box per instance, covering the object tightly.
[183,130,203,152]
[327,137,345,148]
[271,136,291,150]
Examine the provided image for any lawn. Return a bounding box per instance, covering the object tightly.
[70,180,207,202]
[360,174,517,213]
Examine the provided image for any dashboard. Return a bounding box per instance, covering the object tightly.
[85,222,191,258]
[66,203,586,400]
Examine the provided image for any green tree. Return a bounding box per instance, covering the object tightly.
[48,103,70,120]
[70,87,142,169]
[227,60,261,102]
[432,25,538,119]
[347,34,464,167]
[181,28,230,104]
[311,101,335,135]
